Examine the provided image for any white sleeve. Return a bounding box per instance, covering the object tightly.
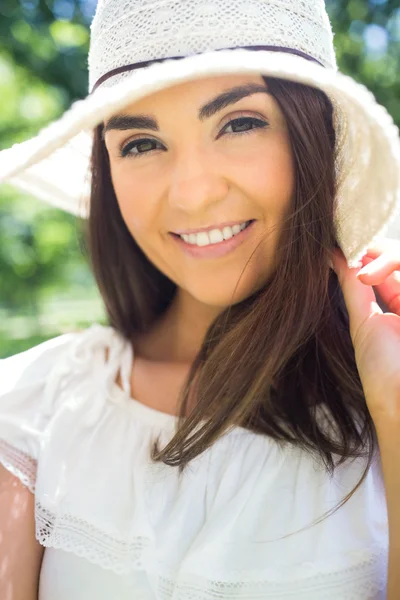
[0,332,81,492]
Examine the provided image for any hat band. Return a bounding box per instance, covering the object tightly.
[91,45,324,93]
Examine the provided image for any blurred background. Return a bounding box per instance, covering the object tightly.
[0,0,400,357]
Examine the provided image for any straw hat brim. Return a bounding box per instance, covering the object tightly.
[1,49,399,266]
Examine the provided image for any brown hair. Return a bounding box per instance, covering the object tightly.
[82,76,378,538]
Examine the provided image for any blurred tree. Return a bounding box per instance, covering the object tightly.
[0,0,103,355]
[327,0,400,125]
[0,0,399,356]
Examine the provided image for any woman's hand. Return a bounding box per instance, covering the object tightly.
[331,238,400,427]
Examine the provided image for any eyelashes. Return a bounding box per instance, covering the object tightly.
[119,116,269,159]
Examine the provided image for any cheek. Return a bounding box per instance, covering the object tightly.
[110,168,160,234]
[240,140,294,214]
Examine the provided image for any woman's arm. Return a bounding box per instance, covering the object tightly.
[375,417,400,600]
[0,463,44,600]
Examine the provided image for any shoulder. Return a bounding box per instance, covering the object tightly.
[0,329,83,394]
[0,323,123,491]
[0,323,121,392]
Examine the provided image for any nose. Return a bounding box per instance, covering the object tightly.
[167,146,229,213]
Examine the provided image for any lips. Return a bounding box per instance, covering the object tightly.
[176,221,251,246]
[172,220,252,236]
[170,219,256,259]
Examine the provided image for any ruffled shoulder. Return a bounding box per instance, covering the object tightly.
[0,323,122,492]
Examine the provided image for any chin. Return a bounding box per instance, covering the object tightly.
[183,279,263,310]
[173,262,274,309]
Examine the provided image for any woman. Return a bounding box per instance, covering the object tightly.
[0,0,400,598]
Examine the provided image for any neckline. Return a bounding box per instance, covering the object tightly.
[109,381,250,438]
[111,329,182,428]
[110,380,180,429]
[100,323,249,435]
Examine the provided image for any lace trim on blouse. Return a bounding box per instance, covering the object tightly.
[0,438,37,493]
[35,497,389,600]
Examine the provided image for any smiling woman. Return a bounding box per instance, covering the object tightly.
[86,73,366,481]
[100,75,294,309]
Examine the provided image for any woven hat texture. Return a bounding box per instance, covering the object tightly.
[0,0,399,267]
[88,0,337,92]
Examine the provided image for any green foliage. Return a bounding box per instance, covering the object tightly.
[327,0,400,124]
[0,0,105,356]
[0,0,399,357]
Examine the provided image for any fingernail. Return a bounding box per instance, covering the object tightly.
[357,264,372,277]
[356,257,375,277]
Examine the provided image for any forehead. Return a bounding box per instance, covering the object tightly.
[108,73,268,119]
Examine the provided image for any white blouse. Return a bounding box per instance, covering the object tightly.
[0,323,389,599]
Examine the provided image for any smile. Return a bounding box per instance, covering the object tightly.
[170,220,256,259]
[176,220,252,247]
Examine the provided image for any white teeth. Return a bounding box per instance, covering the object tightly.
[222,226,233,240]
[196,232,211,247]
[231,224,241,235]
[179,221,250,246]
[209,229,224,244]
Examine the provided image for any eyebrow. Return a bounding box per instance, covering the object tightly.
[101,83,270,140]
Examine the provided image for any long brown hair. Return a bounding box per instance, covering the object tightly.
[82,76,378,537]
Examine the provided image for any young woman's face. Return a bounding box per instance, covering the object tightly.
[104,74,294,308]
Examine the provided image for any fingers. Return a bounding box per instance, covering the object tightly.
[362,271,400,315]
[363,237,400,263]
[374,279,400,314]
[357,253,400,284]
[356,249,400,315]
[331,248,382,344]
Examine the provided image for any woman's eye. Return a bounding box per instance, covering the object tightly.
[120,138,164,159]
[119,116,269,158]
[220,116,269,137]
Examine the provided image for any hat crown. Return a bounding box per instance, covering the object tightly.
[88,0,337,92]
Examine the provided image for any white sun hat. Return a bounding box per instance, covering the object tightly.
[1,0,399,267]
